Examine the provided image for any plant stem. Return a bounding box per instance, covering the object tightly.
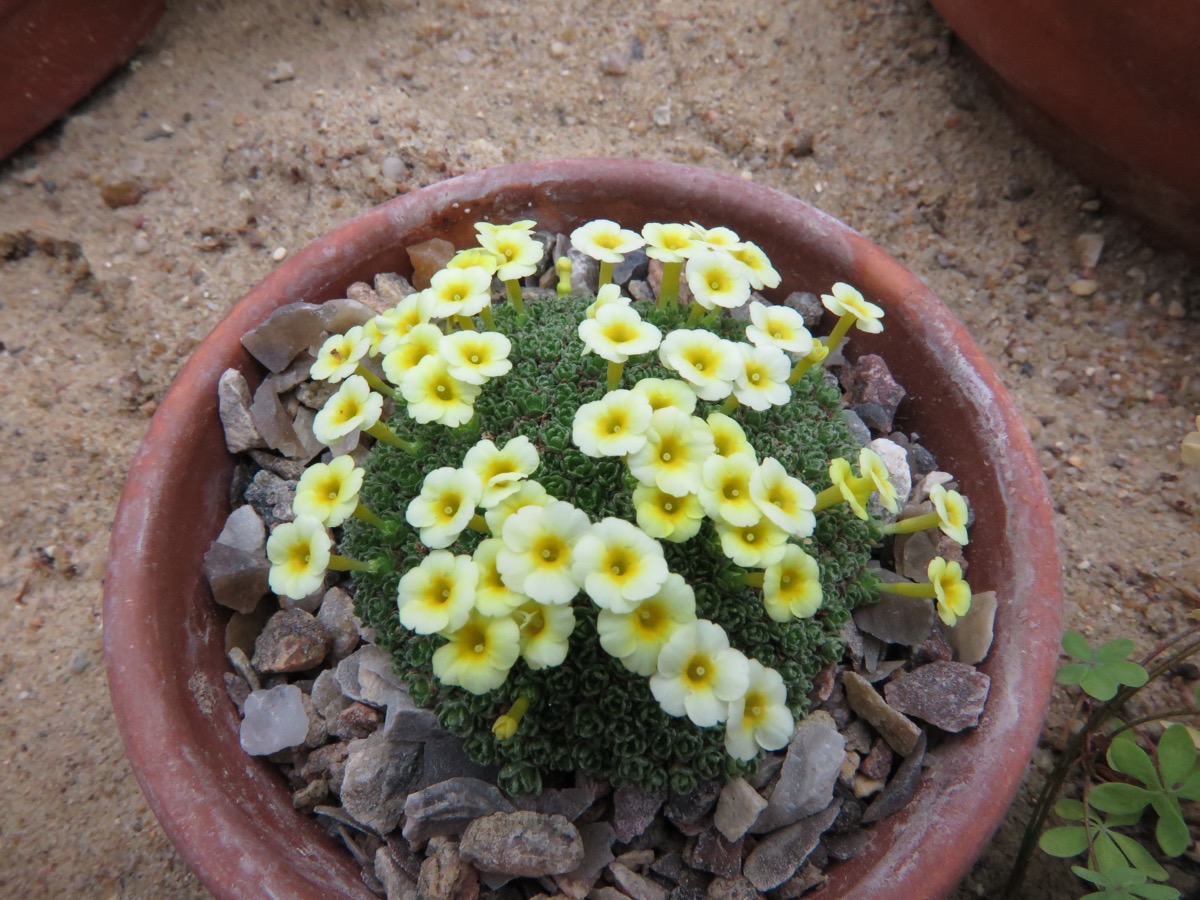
[598,260,613,288]
[657,261,683,309]
[505,279,526,318]
[354,366,396,399]
[607,361,624,392]
[882,512,940,535]
[364,422,418,454]
[876,581,936,599]
[455,315,476,332]
[328,553,384,574]
[823,313,856,358]
[351,503,387,531]
[687,302,706,325]
[480,306,496,331]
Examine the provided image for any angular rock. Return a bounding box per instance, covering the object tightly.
[841,409,871,447]
[775,863,827,899]
[252,608,330,674]
[295,378,338,410]
[319,297,377,333]
[419,736,498,788]
[215,504,266,554]
[841,354,905,433]
[884,661,991,732]
[311,668,350,722]
[218,368,266,453]
[223,671,251,714]
[243,469,296,529]
[627,279,654,304]
[418,836,479,900]
[613,247,650,284]
[402,777,516,847]
[948,590,998,665]
[335,644,395,702]
[250,379,303,458]
[241,302,329,373]
[687,830,743,878]
[665,780,722,832]
[860,738,894,781]
[822,829,870,861]
[300,691,329,748]
[317,587,361,661]
[375,846,418,900]
[517,787,598,823]
[290,406,325,461]
[333,701,384,740]
[612,784,664,843]
[608,862,667,900]
[247,449,308,481]
[783,291,824,327]
[913,625,955,666]
[292,777,328,810]
[340,731,422,833]
[261,353,316,395]
[383,690,441,743]
[743,801,841,892]
[460,811,583,876]
[714,777,768,842]
[752,712,843,833]
[203,542,269,614]
[842,671,921,756]
[300,740,350,794]
[863,733,927,823]
[556,821,615,898]
[239,684,308,755]
[853,592,935,647]
[407,238,456,290]
[375,271,417,305]
[895,530,940,582]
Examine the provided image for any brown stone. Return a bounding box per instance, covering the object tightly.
[418,837,479,900]
[884,661,991,732]
[841,671,922,756]
[460,811,583,877]
[252,608,330,674]
[101,180,143,208]
[407,237,456,290]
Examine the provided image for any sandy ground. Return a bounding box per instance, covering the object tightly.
[0,0,1196,897]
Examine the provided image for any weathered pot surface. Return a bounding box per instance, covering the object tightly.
[929,0,1200,253]
[104,157,1063,899]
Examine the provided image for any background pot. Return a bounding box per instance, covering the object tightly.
[929,0,1200,254]
[0,0,164,160]
[104,158,1063,899]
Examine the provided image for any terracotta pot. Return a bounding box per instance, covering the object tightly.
[104,158,1062,899]
[929,0,1200,253]
[0,0,164,160]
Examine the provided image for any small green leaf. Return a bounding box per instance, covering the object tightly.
[1106,810,1143,828]
[1150,795,1189,857]
[1081,668,1122,701]
[1093,831,1128,873]
[1109,831,1170,882]
[1177,769,1200,801]
[1055,797,1087,821]
[1057,663,1089,686]
[1095,638,1137,664]
[1091,783,1152,816]
[1130,884,1181,900]
[1108,739,1160,790]
[1063,630,1093,662]
[1105,660,1150,690]
[1072,864,1110,887]
[1156,724,1197,789]
[1040,825,1090,858]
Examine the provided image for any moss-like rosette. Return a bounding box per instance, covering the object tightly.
[341,294,878,795]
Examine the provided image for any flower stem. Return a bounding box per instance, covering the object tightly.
[687,302,706,325]
[328,553,386,574]
[812,484,844,511]
[598,260,614,288]
[788,340,829,384]
[352,502,387,531]
[479,306,496,331]
[556,257,573,297]
[882,512,941,535]
[493,694,531,740]
[505,279,526,318]
[823,313,856,358]
[354,366,396,399]
[876,581,936,599]
[469,514,489,534]
[455,315,476,332]
[721,395,739,414]
[365,421,418,455]
[658,261,683,309]
[607,360,624,392]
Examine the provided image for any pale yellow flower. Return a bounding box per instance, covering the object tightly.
[375,291,435,355]
[729,242,781,291]
[930,556,972,627]
[471,538,527,616]
[578,303,662,363]
[627,407,716,496]
[570,219,645,264]
[483,479,549,535]
[312,375,382,445]
[572,389,653,458]
[439,330,512,385]
[447,247,500,276]
[641,222,701,264]
[432,610,520,694]
[397,550,478,634]
[632,482,705,543]
[751,457,816,537]
[463,436,540,508]
[515,600,575,670]
[426,265,493,318]
[405,466,484,549]
[706,412,756,460]
[699,454,762,527]
[658,329,741,401]
[821,282,884,334]
[381,322,442,384]
[685,250,751,311]
[733,343,791,411]
[762,544,823,621]
[650,619,749,727]
[745,301,813,356]
[724,660,793,760]
[266,515,330,600]
[475,223,544,282]
[930,484,970,546]
[293,455,364,527]
[572,517,669,613]
[715,517,789,568]
[311,326,370,382]
[597,572,697,676]
[496,499,591,605]
[689,222,745,252]
[585,283,629,319]
[400,354,481,427]
[632,377,697,415]
[858,447,899,514]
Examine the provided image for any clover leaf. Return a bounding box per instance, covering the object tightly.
[1071,865,1181,900]
[1057,631,1149,701]
[1041,798,1168,882]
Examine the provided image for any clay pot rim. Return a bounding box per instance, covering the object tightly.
[104,157,1062,900]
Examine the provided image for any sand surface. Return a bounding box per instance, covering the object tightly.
[0,0,1196,897]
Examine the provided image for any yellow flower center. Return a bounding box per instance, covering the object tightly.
[744,690,767,724]
[534,536,565,566]
[458,623,488,658]
[684,654,715,688]
[634,603,666,638]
